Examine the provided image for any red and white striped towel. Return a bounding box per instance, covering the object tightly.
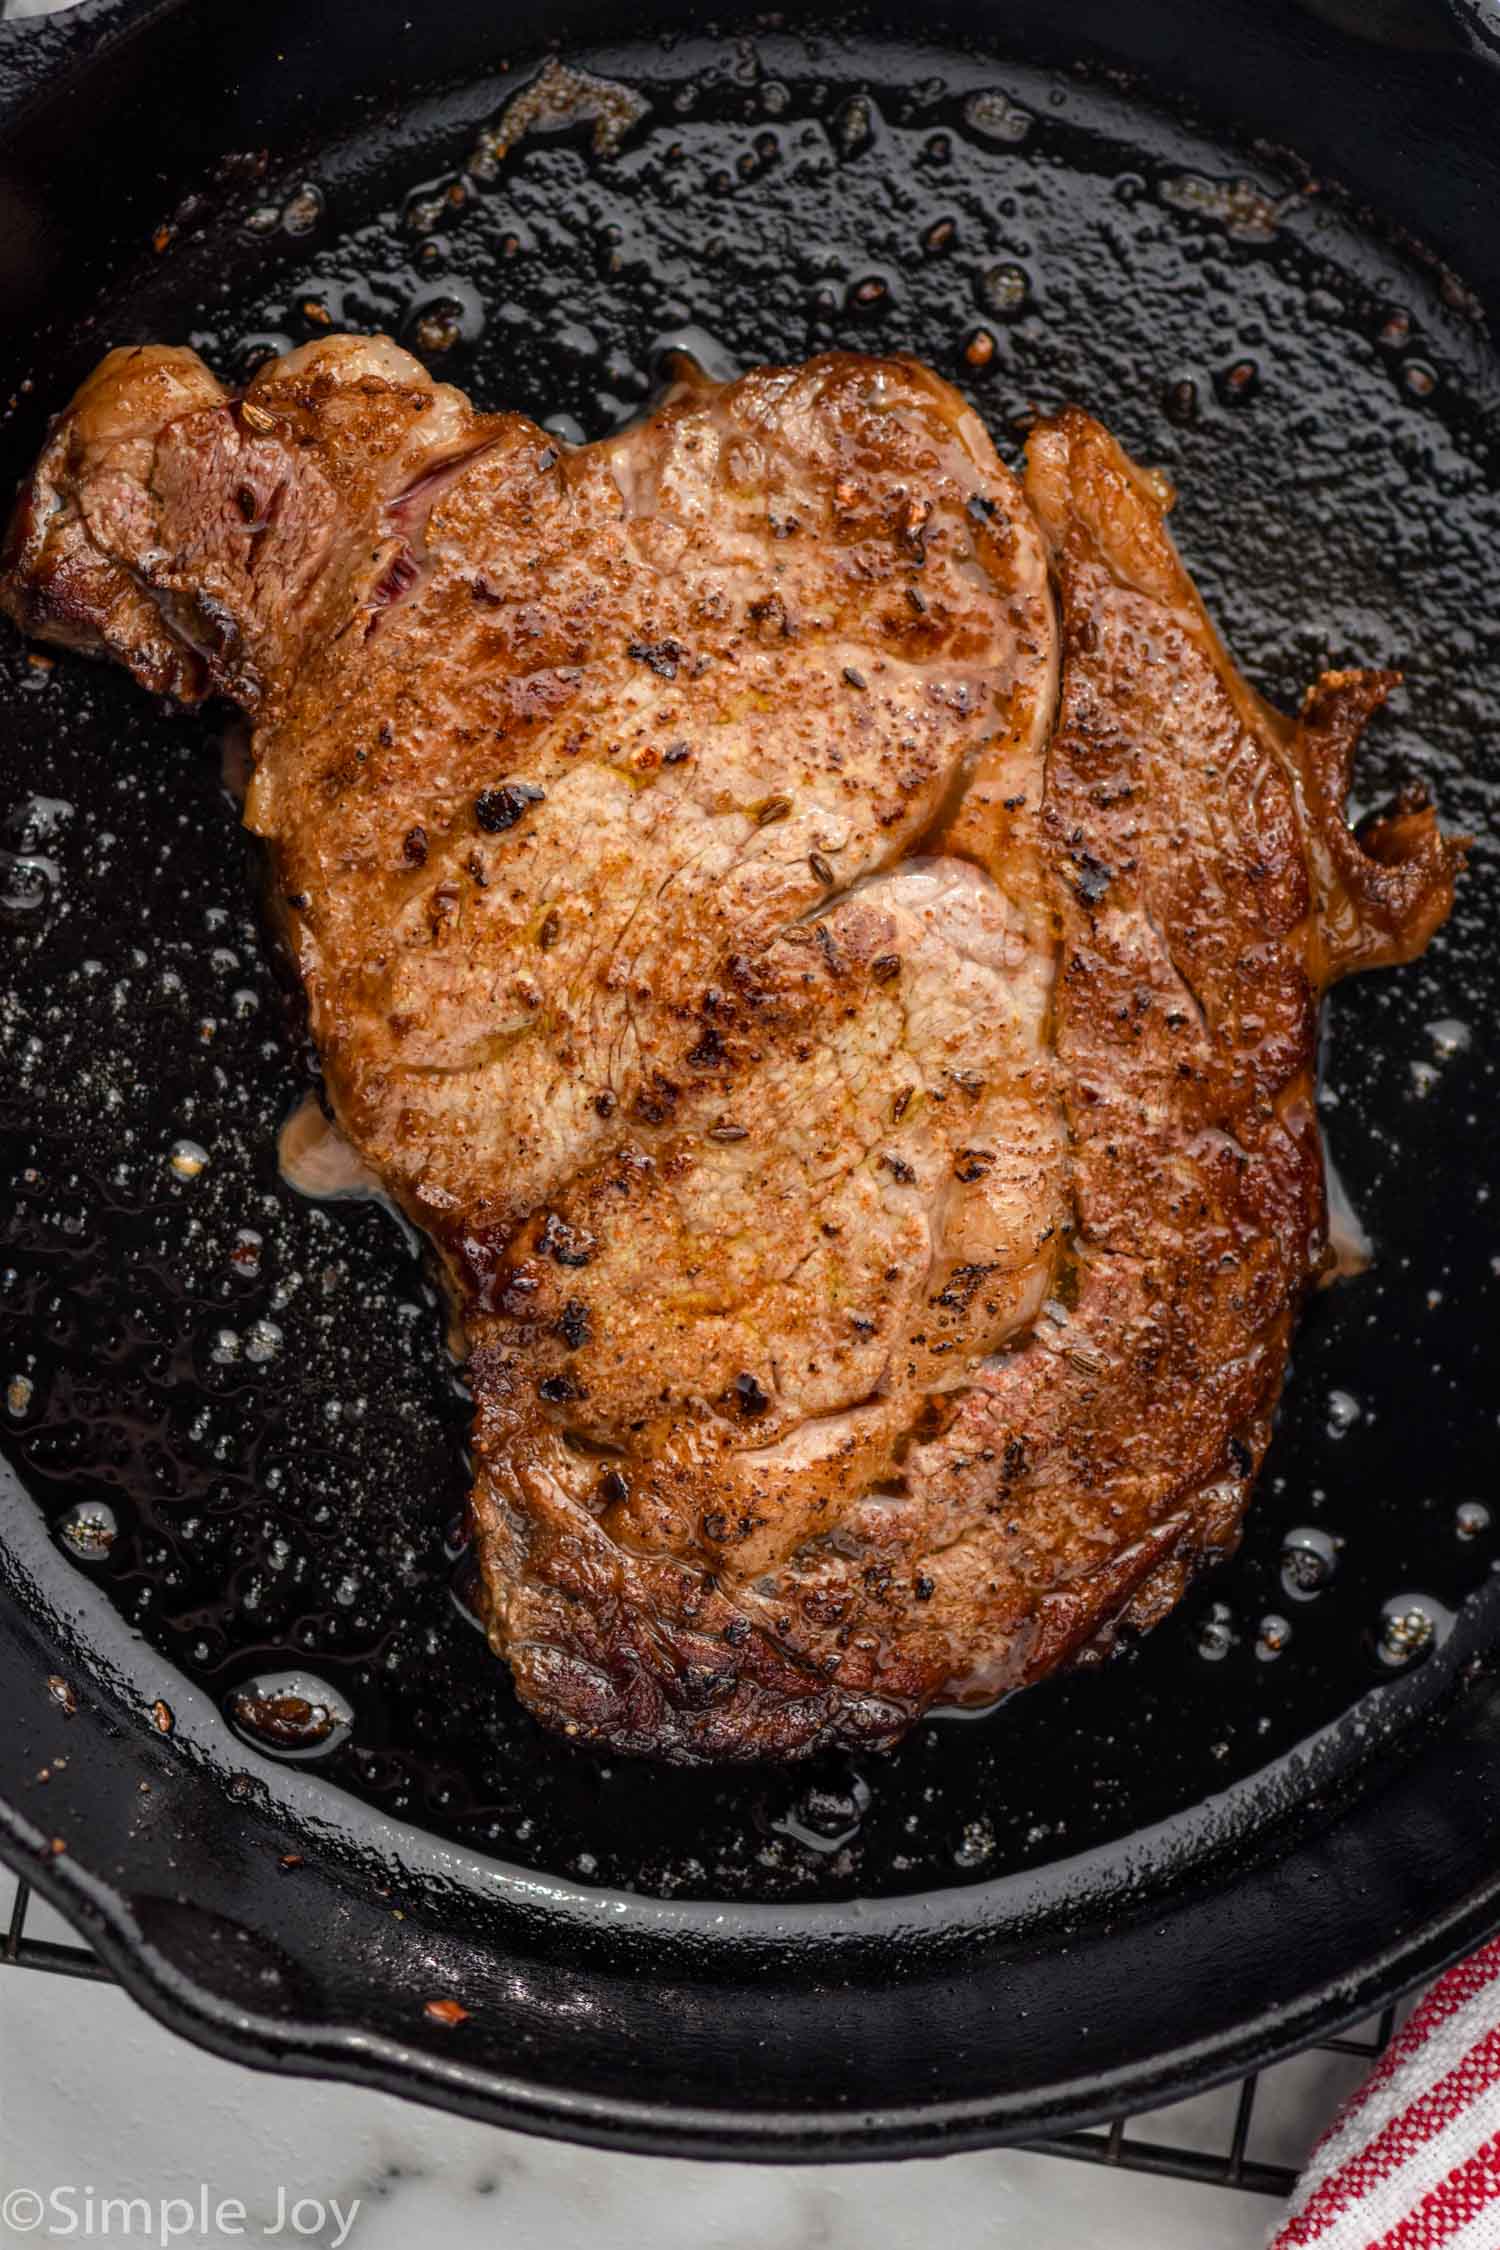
[1272,1939,1500,2250]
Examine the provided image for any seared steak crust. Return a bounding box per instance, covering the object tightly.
[1,341,1463,1761]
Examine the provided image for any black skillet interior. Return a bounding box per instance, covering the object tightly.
[0,0,1497,2156]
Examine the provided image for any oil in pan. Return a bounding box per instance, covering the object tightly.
[1,31,1496,1902]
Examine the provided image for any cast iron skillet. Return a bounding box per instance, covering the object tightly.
[0,0,1497,2159]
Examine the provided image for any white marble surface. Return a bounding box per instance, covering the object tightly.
[0,1868,1389,2250]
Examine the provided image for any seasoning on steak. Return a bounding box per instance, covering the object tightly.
[1,338,1464,1761]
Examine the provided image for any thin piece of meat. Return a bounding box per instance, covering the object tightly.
[0,341,1464,1761]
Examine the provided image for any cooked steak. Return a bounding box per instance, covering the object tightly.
[1,338,1463,1761]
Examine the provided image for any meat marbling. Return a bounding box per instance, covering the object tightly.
[0,337,1463,1761]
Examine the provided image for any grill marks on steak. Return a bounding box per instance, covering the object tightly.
[0,340,1464,1762]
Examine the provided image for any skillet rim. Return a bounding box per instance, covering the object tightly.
[1,0,1498,2160]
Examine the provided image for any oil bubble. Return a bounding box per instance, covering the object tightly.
[244,1319,283,1365]
[1326,1389,1362,1438]
[832,94,876,158]
[1426,1018,1471,1059]
[962,89,1031,146]
[954,1816,996,1869]
[4,794,72,850]
[168,1139,210,1181]
[412,302,464,355]
[1457,1501,1491,1541]
[978,262,1030,319]
[1255,1614,1292,1662]
[229,1229,263,1278]
[226,1670,353,1759]
[1281,1525,1340,1602]
[58,1500,119,1562]
[403,182,455,238]
[771,1773,872,1853]
[1374,1593,1454,1670]
[280,183,325,238]
[1196,1600,1237,1660]
[1215,356,1261,405]
[0,850,57,921]
[847,273,892,317]
[1157,171,1285,244]
[1163,376,1200,424]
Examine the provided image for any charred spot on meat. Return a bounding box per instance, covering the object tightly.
[0,336,1465,1762]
